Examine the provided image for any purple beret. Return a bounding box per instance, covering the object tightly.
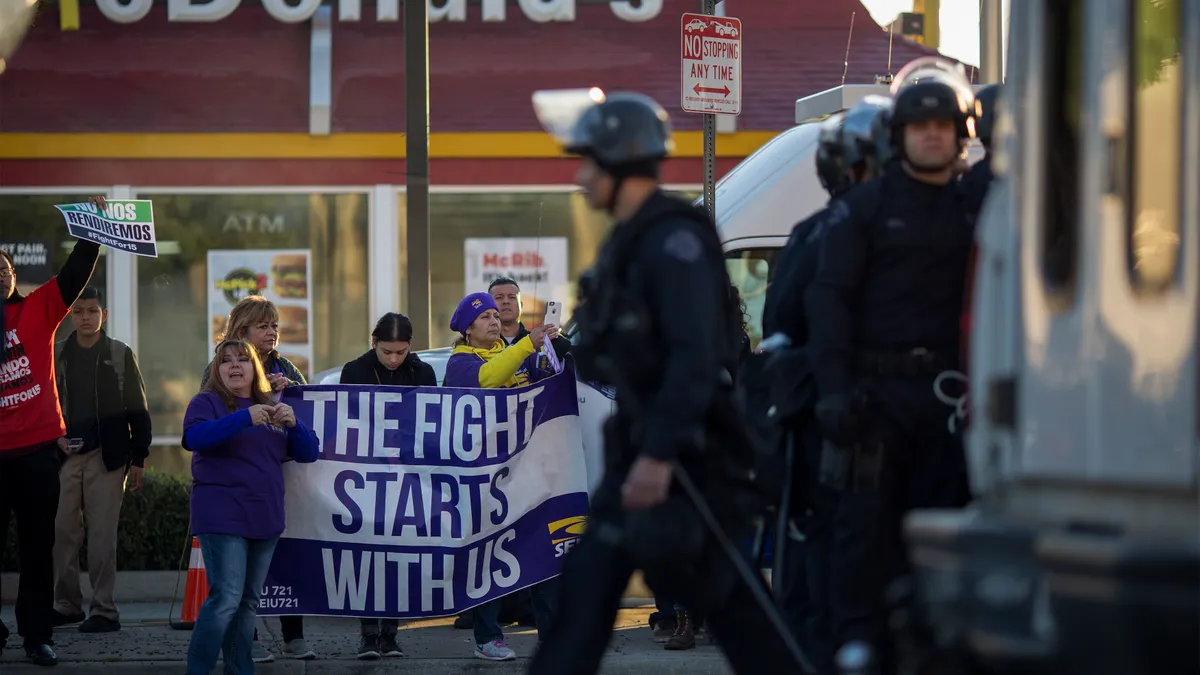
[449,292,499,334]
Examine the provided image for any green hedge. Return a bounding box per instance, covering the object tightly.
[2,469,191,572]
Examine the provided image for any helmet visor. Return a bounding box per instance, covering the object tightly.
[890,59,976,117]
[890,57,971,94]
[532,88,607,146]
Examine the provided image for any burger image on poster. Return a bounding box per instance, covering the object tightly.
[211,315,228,344]
[278,305,309,345]
[272,253,308,300]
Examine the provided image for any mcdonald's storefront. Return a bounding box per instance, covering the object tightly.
[0,0,933,461]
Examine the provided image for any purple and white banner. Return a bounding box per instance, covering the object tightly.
[261,369,589,618]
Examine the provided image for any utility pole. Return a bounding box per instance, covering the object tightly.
[405,0,431,349]
[701,0,716,220]
[979,0,1004,83]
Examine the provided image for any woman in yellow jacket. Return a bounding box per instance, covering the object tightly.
[443,292,559,662]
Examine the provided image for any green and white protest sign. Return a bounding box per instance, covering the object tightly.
[55,200,158,258]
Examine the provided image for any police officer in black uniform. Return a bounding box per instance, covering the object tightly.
[765,96,895,345]
[757,97,895,674]
[803,60,978,673]
[528,90,810,675]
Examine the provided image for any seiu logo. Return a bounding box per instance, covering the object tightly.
[547,516,587,558]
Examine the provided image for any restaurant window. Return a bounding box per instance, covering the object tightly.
[1040,0,1084,298]
[405,188,701,348]
[136,192,370,437]
[1128,0,1182,292]
[0,193,110,342]
[725,248,779,351]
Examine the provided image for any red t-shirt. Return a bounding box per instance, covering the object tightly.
[1,278,70,452]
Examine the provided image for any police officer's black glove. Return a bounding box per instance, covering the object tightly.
[814,392,864,447]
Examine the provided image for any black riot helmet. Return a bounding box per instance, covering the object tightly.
[888,57,977,142]
[841,95,894,176]
[562,92,673,170]
[534,89,674,212]
[973,83,1000,150]
[815,112,852,197]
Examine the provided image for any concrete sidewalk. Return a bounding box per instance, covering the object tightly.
[0,603,733,674]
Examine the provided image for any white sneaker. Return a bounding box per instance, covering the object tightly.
[251,641,275,663]
[284,638,316,660]
[474,640,516,661]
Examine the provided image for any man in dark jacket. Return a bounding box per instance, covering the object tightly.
[338,311,436,660]
[51,286,152,634]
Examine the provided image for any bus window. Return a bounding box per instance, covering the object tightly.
[1128,0,1183,292]
[725,248,779,350]
[1041,0,1084,296]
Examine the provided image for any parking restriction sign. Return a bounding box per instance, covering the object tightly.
[680,12,742,115]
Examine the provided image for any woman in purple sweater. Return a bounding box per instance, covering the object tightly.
[182,339,320,675]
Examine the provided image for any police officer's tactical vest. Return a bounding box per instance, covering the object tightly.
[571,193,742,395]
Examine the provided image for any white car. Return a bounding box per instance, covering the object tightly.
[684,18,708,32]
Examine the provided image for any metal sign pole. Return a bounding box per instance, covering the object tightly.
[702,0,716,220]
[405,0,431,350]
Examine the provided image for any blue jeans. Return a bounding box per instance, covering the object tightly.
[474,578,562,644]
[185,534,279,675]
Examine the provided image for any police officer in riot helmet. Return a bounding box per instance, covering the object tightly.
[803,57,977,674]
[528,90,812,675]
[765,96,894,345]
[762,112,848,343]
[756,96,895,674]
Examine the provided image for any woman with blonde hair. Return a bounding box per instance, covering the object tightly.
[203,295,305,395]
[443,292,559,662]
[201,295,310,661]
[182,339,319,675]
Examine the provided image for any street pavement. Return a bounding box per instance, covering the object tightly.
[0,602,734,674]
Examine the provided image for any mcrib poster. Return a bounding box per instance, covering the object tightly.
[463,238,569,324]
[206,249,314,380]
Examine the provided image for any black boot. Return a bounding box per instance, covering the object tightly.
[664,609,696,651]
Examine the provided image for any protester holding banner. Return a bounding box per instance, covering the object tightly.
[339,312,437,660]
[200,294,309,662]
[444,292,560,662]
[0,195,107,667]
[181,339,319,675]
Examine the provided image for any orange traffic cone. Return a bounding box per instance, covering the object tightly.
[170,536,210,630]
